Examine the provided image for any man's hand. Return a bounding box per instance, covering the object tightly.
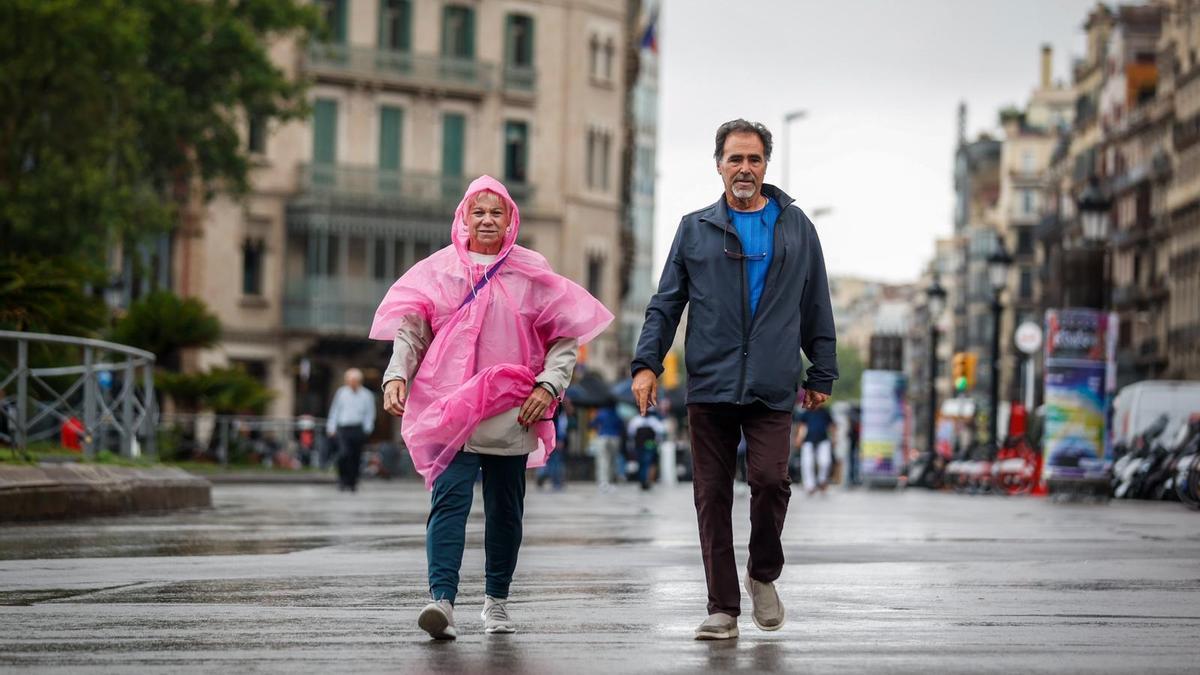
[383,379,407,417]
[518,386,555,427]
[801,388,830,410]
[632,369,658,416]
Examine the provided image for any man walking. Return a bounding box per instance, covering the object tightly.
[795,405,837,495]
[326,368,376,492]
[631,119,838,640]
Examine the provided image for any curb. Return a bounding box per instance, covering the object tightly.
[0,465,212,522]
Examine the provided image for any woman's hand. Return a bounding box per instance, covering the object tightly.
[518,386,555,428]
[383,379,407,417]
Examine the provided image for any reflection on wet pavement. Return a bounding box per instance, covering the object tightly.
[1,482,1200,672]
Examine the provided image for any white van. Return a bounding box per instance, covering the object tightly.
[1111,381,1200,447]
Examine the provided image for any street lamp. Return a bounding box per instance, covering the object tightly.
[781,109,807,195]
[924,275,947,461]
[987,240,1013,449]
[1077,180,1112,310]
[1078,181,1111,243]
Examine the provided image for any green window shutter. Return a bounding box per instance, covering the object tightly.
[313,98,338,165]
[379,0,411,51]
[464,7,475,59]
[379,106,402,170]
[441,6,453,56]
[527,16,535,67]
[442,113,465,177]
[504,121,528,183]
[335,0,347,43]
[504,15,514,66]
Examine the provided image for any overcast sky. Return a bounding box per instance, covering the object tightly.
[654,0,1099,283]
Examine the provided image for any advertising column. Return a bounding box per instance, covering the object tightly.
[1042,309,1118,481]
[860,369,907,485]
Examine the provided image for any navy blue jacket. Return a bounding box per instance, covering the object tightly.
[631,184,838,412]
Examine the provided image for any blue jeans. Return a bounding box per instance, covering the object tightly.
[426,451,527,604]
[638,446,658,486]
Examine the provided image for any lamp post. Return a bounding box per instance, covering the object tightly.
[925,276,947,459]
[1077,180,1112,310]
[987,240,1013,449]
[781,109,807,195]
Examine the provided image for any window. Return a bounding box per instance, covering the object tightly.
[313,99,338,165]
[586,255,604,298]
[506,14,535,68]
[589,35,600,79]
[586,129,611,190]
[504,121,529,183]
[319,0,347,43]
[379,0,411,51]
[1021,150,1034,173]
[378,105,403,177]
[242,238,264,296]
[230,359,269,386]
[442,113,465,177]
[1021,189,1035,215]
[373,239,388,280]
[442,5,475,59]
[603,38,615,81]
[248,114,266,154]
[1016,227,1033,256]
[1019,268,1033,300]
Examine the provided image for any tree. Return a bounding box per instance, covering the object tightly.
[832,347,866,402]
[0,257,107,335]
[110,291,221,371]
[1,0,319,279]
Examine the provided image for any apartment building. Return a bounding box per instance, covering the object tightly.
[179,0,632,425]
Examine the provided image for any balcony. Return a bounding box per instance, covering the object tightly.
[307,43,497,98]
[295,163,537,217]
[283,277,395,335]
[502,66,537,96]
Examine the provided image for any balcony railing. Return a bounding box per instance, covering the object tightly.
[297,163,536,215]
[307,43,497,96]
[503,65,537,93]
[283,277,396,334]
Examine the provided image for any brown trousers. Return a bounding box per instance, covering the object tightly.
[688,402,793,616]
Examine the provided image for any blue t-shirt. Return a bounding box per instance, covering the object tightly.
[795,408,834,444]
[728,197,779,318]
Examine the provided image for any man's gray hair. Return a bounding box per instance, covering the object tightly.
[713,119,774,163]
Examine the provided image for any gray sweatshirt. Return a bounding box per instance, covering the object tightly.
[383,313,578,456]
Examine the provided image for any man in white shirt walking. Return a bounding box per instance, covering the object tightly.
[326,368,376,492]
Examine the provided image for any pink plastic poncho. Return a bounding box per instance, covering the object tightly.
[370,175,614,488]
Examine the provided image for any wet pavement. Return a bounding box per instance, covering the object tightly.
[1,480,1199,673]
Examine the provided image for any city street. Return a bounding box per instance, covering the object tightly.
[1,481,1198,673]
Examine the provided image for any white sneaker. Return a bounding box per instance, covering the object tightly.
[418,599,457,640]
[481,595,516,634]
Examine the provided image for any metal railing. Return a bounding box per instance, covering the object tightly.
[283,276,395,334]
[307,43,496,95]
[0,330,156,457]
[159,412,330,468]
[298,163,536,215]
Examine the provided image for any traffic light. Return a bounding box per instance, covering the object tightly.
[963,352,977,391]
[952,353,968,392]
[662,351,680,389]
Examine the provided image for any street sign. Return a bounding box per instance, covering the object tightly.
[1014,321,1042,355]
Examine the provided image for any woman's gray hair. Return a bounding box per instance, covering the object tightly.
[713,119,773,163]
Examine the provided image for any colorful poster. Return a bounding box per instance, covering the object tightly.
[860,370,907,479]
[1042,309,1117,480]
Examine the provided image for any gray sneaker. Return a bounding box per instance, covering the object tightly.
[744,571,785,631]
[418,599,457,640]
[693,612,739,640]
[481,595,516,634]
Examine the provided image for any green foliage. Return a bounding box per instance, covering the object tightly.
[831,347,866,402]
[0,0,319,263]
[157,367,274,415]
[110,291,220,369]
[0,256,107,335]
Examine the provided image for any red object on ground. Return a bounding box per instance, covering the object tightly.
[60,417,84,451]
[1008,402,1027,437]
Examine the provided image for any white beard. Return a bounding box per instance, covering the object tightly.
[732,184,756,200]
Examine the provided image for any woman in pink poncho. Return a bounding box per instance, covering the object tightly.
[370,175,612,640]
